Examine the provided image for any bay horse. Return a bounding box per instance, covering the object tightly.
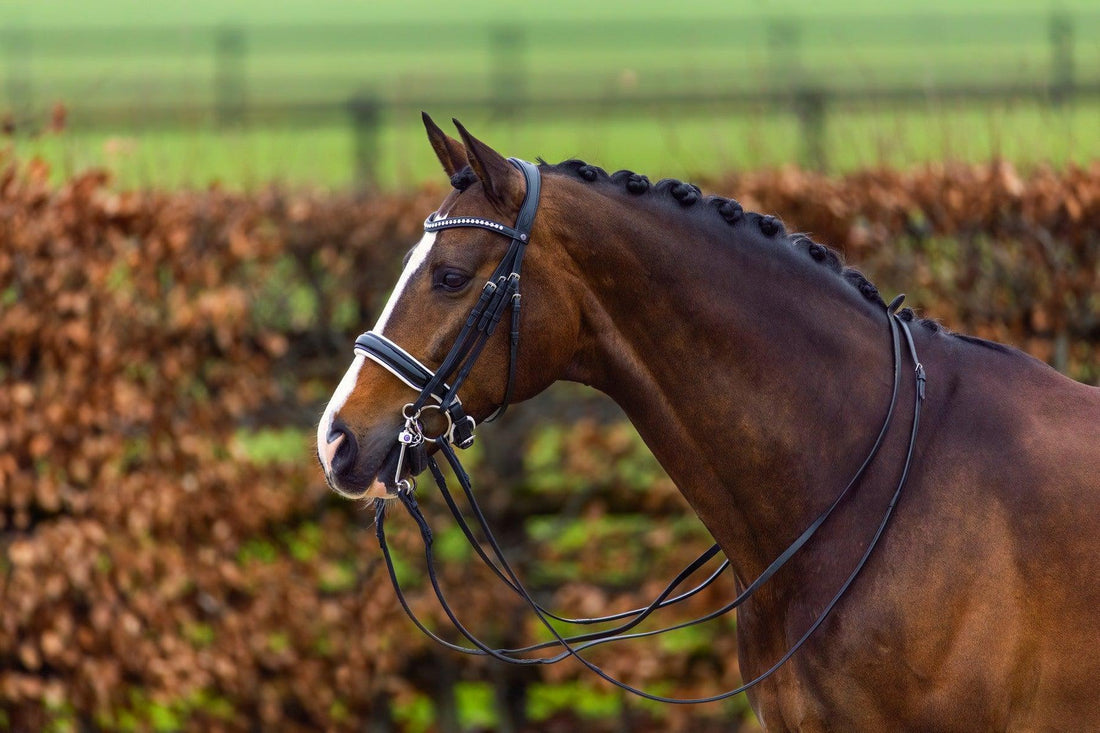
[317,115,1100,730]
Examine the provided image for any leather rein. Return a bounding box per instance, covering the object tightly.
[353,159,928,703]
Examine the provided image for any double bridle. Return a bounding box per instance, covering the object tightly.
[353,159,927,703]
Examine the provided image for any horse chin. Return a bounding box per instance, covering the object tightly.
[364,479,398,500]
[326,480,388,501]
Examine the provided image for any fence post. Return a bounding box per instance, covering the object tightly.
[795,87,827,172]
[767,19,803,90]
[489,25,526,119]
[214,25,247,126]
[347,92,381,190]
[1049,10,1074,105]
[492,665,530,733]
[3,25,32,128]
[1053,328,1070,374]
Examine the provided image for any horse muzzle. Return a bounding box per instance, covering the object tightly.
[320,420,429,499]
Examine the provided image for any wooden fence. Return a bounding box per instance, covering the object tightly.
[1,11,1098,179]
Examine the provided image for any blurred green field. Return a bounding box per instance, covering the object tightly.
[2,0,1098,188]
[7,0,1096,24]
[13,101,1098,190]
[6,11,1099,105]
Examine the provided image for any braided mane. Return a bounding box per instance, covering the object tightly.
[539,158,888,311]
[450,157,1013,349]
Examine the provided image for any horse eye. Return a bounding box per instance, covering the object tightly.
[436,269,472,292]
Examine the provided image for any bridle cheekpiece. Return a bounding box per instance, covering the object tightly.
[353,158,542,489]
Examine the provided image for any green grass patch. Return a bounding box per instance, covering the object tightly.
[329,699,351,723]
[386,548,423,588]
[655,623,714,655]
[282,521,322,562]
[456,681,499,730]
[3,1,1097,189]
[433,524,475,563]
[43,698,77,733]
[318,559,358,593]
[236,537,278,565]
[232,426,310,465]
[313,630,335,657]
[391,692,434,733]
[524,510,715,586]
[249,255,322,331]
[266,631,290,653]
[183,621,216,648]
[527,514,650,554]
[10,100,1100,191]
[96,687,235,731]
[527,681,621,722]
[522,419,675,494]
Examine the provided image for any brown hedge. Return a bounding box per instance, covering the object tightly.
[714,161,1099,376]
[0,156,1096,731]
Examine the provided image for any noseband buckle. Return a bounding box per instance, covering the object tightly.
[448,411,477,449]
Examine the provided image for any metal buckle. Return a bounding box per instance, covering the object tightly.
[448,415,478,449]
[402,403,454,441]
[393,407,426,492]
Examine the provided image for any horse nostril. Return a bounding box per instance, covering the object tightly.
[327,420,358,477]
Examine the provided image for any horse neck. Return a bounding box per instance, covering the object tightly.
[556,191,897,581]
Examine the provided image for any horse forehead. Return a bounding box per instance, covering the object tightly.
[437,187,463,214]
[371,189,492,336]
[373,230,437,335]
[374,182,535,338]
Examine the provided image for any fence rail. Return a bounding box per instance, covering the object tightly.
[2,11,1098,180]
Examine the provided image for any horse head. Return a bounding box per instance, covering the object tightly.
[317,115,582,498]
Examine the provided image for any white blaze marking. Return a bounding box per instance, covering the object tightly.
[317,354,366,472]
[317,230,438,472]
[374,231,436,334]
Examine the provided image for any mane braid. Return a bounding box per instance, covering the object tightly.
[538,158,896,314]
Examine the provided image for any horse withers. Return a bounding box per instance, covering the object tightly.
[317,115,1100,730]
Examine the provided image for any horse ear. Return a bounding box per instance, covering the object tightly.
[422,112,467,178]
[452,119,524,207]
